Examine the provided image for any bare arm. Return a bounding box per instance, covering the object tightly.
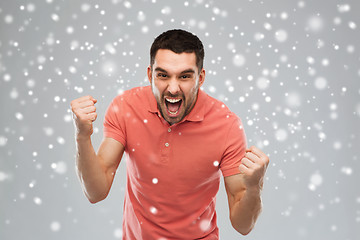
[71,96,125,203]
[76,136,124,203]
[224,146,269,235]
[224,173,262,235]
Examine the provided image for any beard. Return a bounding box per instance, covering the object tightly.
[152,81,199,125]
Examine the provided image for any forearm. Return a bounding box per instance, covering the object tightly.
[230,187,262,235]
[75,136,110,203]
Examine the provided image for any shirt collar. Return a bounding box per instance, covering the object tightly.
[147,86,160,114]
[147,86,205,122]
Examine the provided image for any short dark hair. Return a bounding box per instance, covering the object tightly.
[150,29,204,72]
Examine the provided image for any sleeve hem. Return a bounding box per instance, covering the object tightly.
[104,131,126,148]
[221,167,241,177]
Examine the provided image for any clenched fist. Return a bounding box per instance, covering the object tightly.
[70,95,98,138]
[239,146,269,191]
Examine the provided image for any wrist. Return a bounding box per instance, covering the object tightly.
[76,134,91,142]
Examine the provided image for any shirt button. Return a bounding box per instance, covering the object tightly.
[165,143,169,147]
[168,128,171,133]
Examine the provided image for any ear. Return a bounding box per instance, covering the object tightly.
[198,68,205,87]
[147,65,152,84]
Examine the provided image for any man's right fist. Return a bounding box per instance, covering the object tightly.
[70,95,98,138]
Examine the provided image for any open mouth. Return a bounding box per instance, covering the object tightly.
[165,97,183,116]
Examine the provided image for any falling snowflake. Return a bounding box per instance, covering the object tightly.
[50,221,61,232]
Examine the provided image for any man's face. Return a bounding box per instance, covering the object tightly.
[147,49,205,125]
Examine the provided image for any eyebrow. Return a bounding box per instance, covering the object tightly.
[154,67,195,75]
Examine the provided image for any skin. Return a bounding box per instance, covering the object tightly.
[147,49,205,126]
[71,96,124,203]
[71,48,269,236]
[225,146,269,235]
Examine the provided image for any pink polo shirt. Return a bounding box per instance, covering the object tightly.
[103,86,247,239]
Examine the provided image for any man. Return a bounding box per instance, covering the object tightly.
[71,29,269,239]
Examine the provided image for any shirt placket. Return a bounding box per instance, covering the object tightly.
[160,125,174,164]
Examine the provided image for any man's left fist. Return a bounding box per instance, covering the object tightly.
[239,146,270,190]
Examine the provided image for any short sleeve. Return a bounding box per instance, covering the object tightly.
[220,117,247,177]
[103,97,127,147]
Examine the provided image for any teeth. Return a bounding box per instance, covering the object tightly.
[165,98,181,103]
[168,110,179,115]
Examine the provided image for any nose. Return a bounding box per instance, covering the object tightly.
[167,78,180,95]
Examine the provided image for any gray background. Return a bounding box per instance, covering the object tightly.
[1,0,360,239]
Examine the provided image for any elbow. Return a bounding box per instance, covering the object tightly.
[238,227,253,236]
[230,200,262,235]
[87,195,106,204]
[85,191,108,204]
[230,213,256,236]
[77,175,110,204]
[88,197,102,204]
[231,222,254,236]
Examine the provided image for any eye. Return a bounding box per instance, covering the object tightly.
[157,73,168,78]
[180,75,191,79]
